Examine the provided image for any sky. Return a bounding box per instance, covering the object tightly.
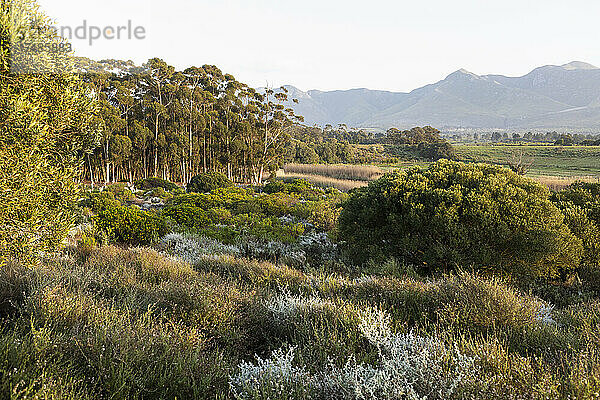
[37,0,600,92]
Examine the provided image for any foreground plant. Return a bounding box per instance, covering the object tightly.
[231,306,478,400]
[0,0,101,264]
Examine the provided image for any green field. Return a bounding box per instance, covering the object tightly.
[454,144,600,177]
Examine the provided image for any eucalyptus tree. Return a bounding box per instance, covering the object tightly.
[98,97,125,183]
[73,58,303,185]
[182,66,206,183]
[218,73,242,179]
[109,134,133,182]
[253,86,303,183]
[142,58,175,177]
[130,120,153,179]
[113,78,137,138]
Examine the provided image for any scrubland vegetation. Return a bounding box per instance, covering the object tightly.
[2,163,600,398]
[3,228,600,398]
[4,0,600,398]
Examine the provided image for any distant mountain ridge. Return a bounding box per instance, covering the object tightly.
[281,61,600,132]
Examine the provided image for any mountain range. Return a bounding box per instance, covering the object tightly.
[280,61,600,132]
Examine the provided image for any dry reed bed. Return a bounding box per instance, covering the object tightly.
[532,175,600,191]
[283,163,600,192]
[283,163,385,181]
[277,171,368,192]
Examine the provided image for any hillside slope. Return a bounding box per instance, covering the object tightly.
[283,62,600,131]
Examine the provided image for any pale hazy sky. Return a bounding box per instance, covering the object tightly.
[38,0,600,92]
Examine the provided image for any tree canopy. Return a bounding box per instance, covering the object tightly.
[78,59,302,186]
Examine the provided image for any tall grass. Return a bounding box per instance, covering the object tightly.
[280,163,600,192]
[277,171,368,192]
[1,244,600,398]
[283,163,385,181]
[531,175,600,191]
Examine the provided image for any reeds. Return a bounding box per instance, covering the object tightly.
[283,163,385,181]
[277,171,368,192]
[531,175,600,191]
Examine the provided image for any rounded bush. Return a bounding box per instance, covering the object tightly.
[263,179,312,194]
[93,205,168,246]
[187,172,233,193]
[79,191,120,212]
[338,160,582,279]
[135,177,179,192]
[552,182,600,277]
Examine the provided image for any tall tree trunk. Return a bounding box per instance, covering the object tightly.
[154,114,159,177]
[104,140,110,185]
[87,153,94,189]
[128,160,133,183]
[143,151,147,179]
[203,133,207,173]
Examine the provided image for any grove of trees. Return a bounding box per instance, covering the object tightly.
[0,0,302,263]
[284,125,456,164]
[79,58,302,186]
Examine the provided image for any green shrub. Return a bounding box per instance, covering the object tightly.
[263,179,313,195]
[93,205,168,245]
[104,183,134,203]
[559,204,600,268]
[135,177,179,192]
[162,205,210,229]
[171,187,186,196]
[0,0,101,265]
[76,231,97,255]
[338,160,582,279]
[187,172,233,193]
[552,182,600,284]
[79,191,121,212]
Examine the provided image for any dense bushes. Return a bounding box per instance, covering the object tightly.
[552,182,600,282]
[187,172,233,193]
[164,184,344,243]
[79,180,343,257]
[135,177,179,192]
[103,183,135,202]
[93,204,168,245]
[338,160,582,279]
[0,0,101,264]
[79,191,121,213]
